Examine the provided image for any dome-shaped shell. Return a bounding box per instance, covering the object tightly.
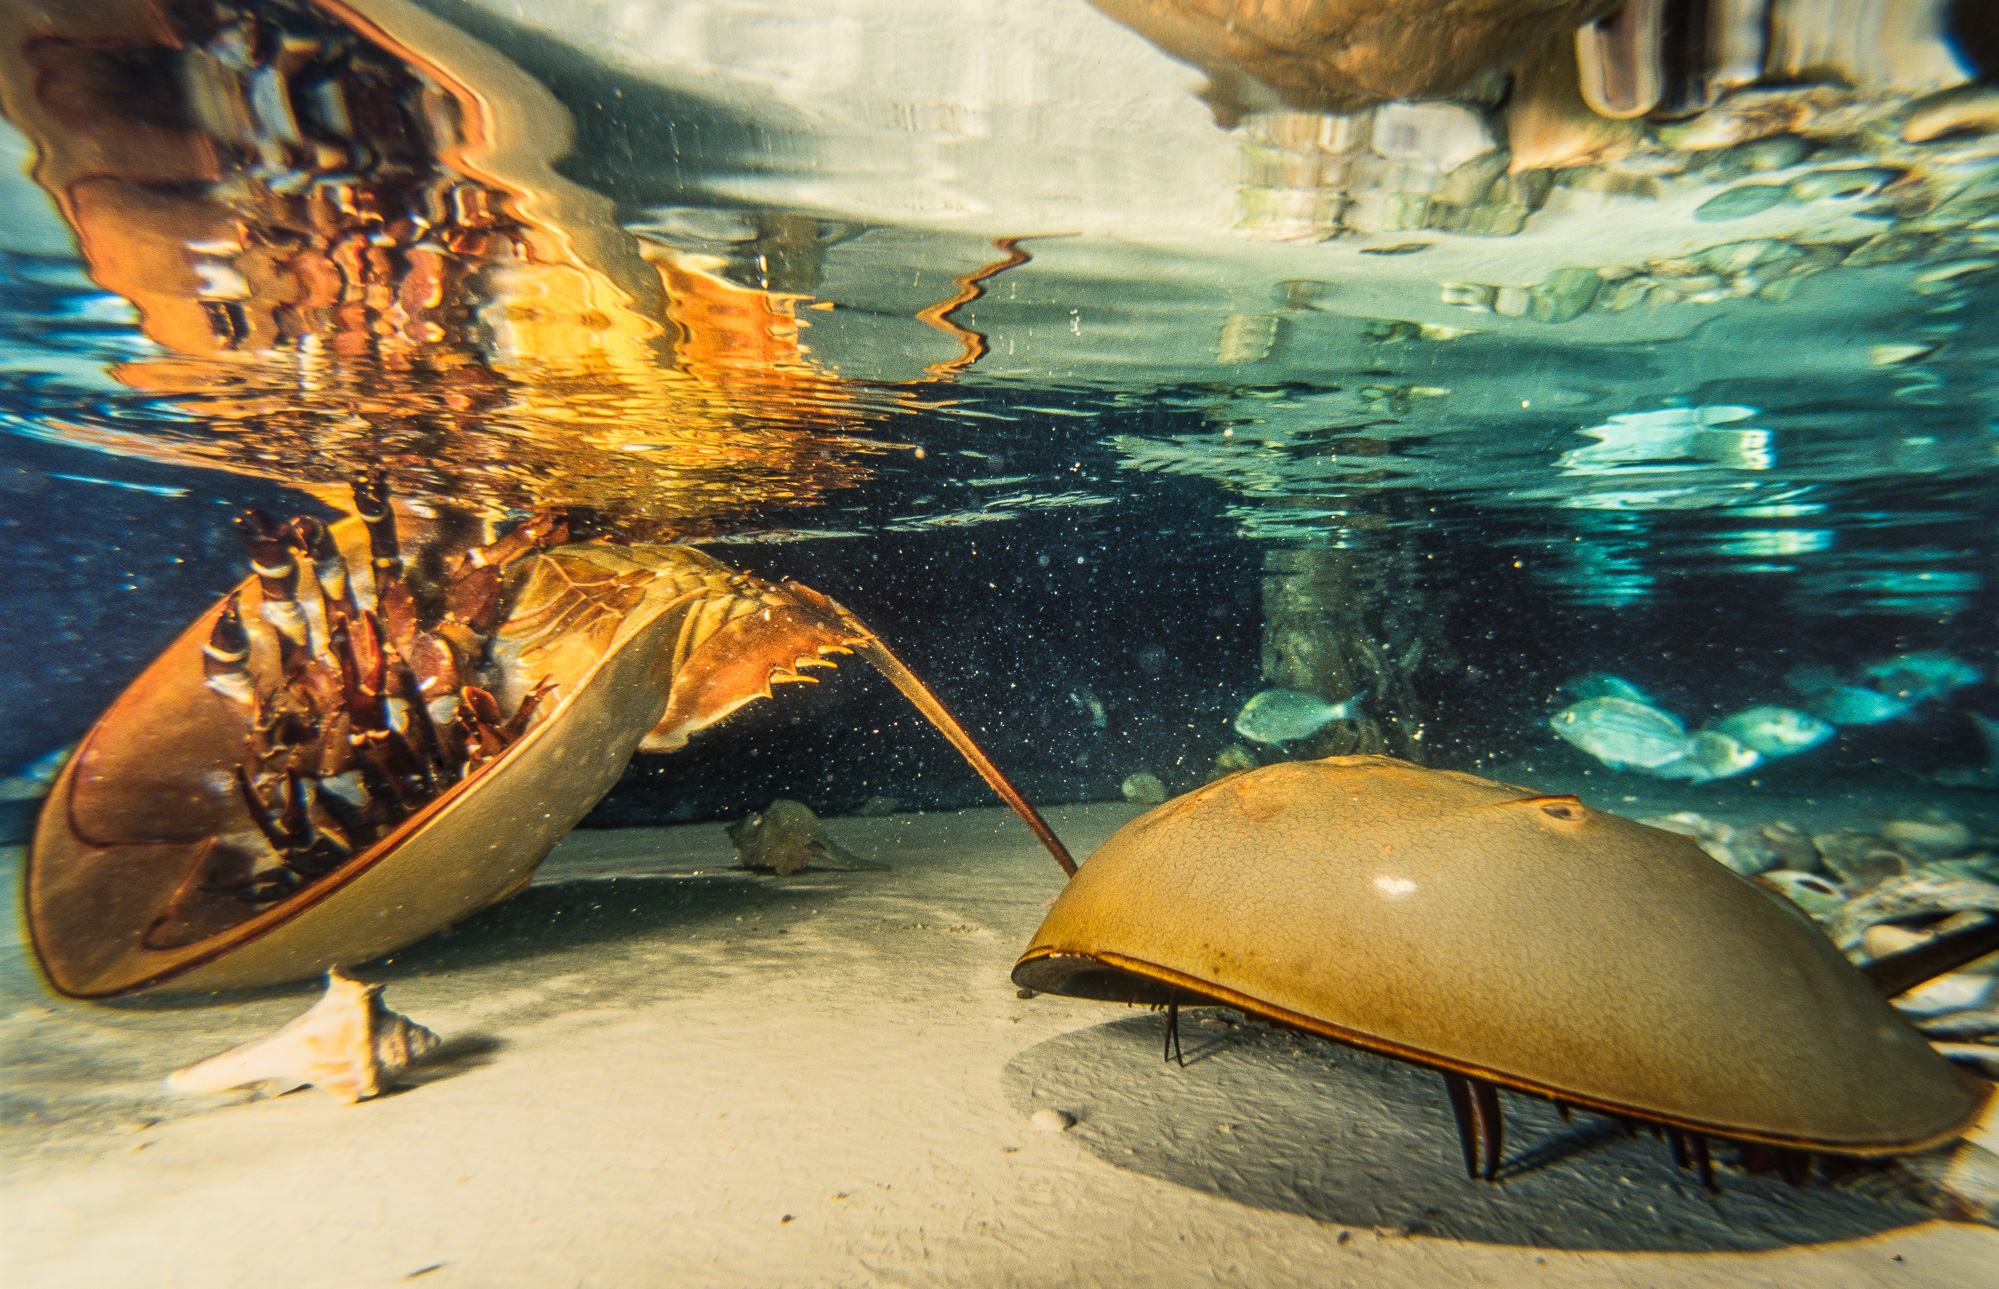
[1013,756,1987,1155]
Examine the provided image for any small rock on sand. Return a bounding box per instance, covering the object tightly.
[1031,1108,1076,1133]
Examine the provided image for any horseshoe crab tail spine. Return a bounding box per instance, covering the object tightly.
[1472,1079,1504,1181]
[1443,1073,1480,1181]
[846,635,1077,876]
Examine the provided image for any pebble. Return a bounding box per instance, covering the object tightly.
[1864,922,1935,959]
[1881,818,1974,859]
[1756,821,1822,873]
[1526,268,1602,324]
[1031,1108,1076,1133]
[1826,874,1999,951]
[1120,773,1168,806]
[1786,167,1897,202]
[1695,184,1787,222]
[1896,973,1996,1018]
[1814,828,1911,888]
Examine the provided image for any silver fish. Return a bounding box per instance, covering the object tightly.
[1549,697,1691,771]
[1806,685,1916,727]
[1233,688,1367,744]
[1864,650,1984,701]
[1646,755,1715,782]
[1558,672,1654,704]
[1688,729,1761,779]
[1710,706,1835,757]
[1784,663,1844,698]
[1973,712,1999,771]
[0,743,76,802]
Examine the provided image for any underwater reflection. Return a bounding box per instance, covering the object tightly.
[0,0,911,529]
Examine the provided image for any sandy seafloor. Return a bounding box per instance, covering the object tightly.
[3,768,1997,1289]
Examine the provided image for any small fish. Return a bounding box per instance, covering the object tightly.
[1806,685,1916,727]
[1973,712,1999,771]
[1559,672,1653,704]
[1863,650,1984,701]
[0,743,75,802]
[1783,664,1844,698]
[1646,754,1715,783]
[1687,729,1760,779]
[1069,688,1107,728]
[1233,688,1367,744]
[1710,706,1834,757]
[1549,697,1690,771]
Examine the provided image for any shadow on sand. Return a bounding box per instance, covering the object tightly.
[1003,1009,1934,1253]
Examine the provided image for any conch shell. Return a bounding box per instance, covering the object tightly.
[164,968,439,1104]
[727,799,888,876]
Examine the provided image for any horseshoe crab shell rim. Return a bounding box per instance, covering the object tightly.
[29,525,1076,999]
[26,574,680,998]
[1012,755,1991,1160]
[1012,947,1985,1158]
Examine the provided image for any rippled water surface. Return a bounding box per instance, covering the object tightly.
[0,0,1994,817]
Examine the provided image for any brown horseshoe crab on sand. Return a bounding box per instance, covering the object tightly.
[1014,756,1993,1187]
[26,476,1075,1000]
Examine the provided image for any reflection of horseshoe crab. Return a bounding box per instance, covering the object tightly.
[1002,1010,1927,1252]
[0,0,910,526]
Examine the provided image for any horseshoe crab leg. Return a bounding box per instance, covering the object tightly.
[1471,1078,1505,1181]
[1443,1072,1479,1180]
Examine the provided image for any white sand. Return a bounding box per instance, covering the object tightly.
[3,801,1995,1288]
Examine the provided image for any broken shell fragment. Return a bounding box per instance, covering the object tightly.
[727,799,885,876]
[1752,869,1846,918]
[1903,85,1999,144]
[1786,167,1899,203]
[165,967,439,1105]
[1756,821,1822,873]
[1826,875,1999,953]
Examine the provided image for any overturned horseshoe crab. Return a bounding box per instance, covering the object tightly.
[28,476,1074,999]
[1013,756,1991,1187]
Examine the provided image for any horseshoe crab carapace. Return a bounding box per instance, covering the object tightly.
[1013,756,1990,1185]
[27,478,1075,999]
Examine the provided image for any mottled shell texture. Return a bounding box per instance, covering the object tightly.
[1014,756,1987,1154]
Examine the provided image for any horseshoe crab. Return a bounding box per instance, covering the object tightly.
[1013,756,1991,1187]
[28,477,1074,999]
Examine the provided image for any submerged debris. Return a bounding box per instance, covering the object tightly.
[1120,773,1168,805]
[1650,805,1999,1077]
[164,968,439,1105]
[727,799,887,877]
